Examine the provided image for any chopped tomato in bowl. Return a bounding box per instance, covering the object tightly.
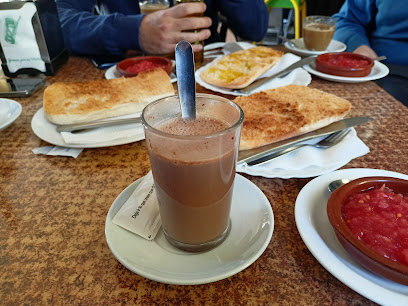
[316,52,374,77]
[327,176,408,285]
[117,56,172,78]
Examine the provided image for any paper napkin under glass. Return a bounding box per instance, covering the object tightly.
[236,128,370,179]
[60,113,144,145]
[196,52,312,96]
[112,171,161,240]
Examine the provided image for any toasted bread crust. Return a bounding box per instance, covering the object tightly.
[43,68,175,125]
[200,46,284,89]
[234,85,352,151]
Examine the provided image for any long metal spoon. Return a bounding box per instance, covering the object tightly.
[278,35,303,49]
[328,179,351,193]
[175,41,196,120]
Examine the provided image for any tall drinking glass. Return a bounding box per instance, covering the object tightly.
[141,94,244,252]
[175,0,205,64]
[139,0,169,14]
[302,16,337,51]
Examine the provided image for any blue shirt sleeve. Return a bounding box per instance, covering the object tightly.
[332,0,378,52]
[56,0,144,55]
[56,0,269,56]
[210,0,269,42]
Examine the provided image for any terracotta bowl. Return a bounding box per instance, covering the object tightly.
[316,52,374,77]
[327,176,408,285]
[117,56,172,78]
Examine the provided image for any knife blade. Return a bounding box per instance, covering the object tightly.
[56,117,142,133]
[235,55,316,94]
[237,116,372,165]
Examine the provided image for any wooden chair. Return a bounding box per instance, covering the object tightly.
[265,0,307,39]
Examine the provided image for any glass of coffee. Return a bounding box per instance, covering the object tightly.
[141,94,244,252]
[302,16,337,51]
[139,0,169,14]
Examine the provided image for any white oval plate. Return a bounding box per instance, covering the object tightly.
[105,173,274,285]
[284,38,346,56]
[295,168,408,305]
[31,107,143,148]
[304,60,389,83]
[0,98,22,131]
[105,62,177,83]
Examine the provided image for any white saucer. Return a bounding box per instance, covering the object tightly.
[0,98,22,131]
[295,168,408,305]
[105,173,274,285]
[105,63,177,83]
[31,107,144,148]
[304,60,389,83]
[284,38,346,57]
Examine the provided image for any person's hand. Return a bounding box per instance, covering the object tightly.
[353,45,378,59]
[139,3,212,55]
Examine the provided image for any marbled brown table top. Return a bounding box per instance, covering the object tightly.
[1,54,407,305]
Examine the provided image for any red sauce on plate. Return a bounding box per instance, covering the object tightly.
[323,55,371,68]
[126,60,164,74]
[342,185,408,265]
[315,52,374,77]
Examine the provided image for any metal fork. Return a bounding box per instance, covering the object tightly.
[203,42,243,58]
[247,128,351,166]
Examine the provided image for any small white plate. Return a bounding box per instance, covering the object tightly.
[105,62,177,83]
[295,168,408,305]
[304,60,389,83]
[284,38,346,57]
[105,173,274,285]
[31,107,143,148]
[0,98,22,131]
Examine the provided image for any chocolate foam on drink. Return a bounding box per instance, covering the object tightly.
[158,115,229,136]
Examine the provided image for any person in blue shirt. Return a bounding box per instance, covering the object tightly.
[333,0,408,106]
[55,0,269,56]
[332,0,408,65]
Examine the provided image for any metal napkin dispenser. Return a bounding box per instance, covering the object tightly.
[0,0,68,76]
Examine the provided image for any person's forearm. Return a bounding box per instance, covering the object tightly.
[332,0,376,52]
[56,0,143,55]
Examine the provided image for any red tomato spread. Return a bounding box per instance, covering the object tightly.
[323,55,371,68]
[342,185,408,265]
[126,60,163,74]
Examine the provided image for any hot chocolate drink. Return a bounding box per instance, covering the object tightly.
[142,94,243,252]
[148,116,235,247]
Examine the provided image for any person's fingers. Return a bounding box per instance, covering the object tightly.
[173,29,211,45]
[139,4,211,55]
[174,16,212,32]
[353,45,378,58]
[166,2,206,19]
[191,43,204,53]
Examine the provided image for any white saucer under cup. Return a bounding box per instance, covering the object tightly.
[105,174,274,285]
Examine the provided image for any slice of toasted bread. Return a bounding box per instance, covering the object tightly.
[234,85,352,151]
[200,46,284,89]
[43,68,175,125]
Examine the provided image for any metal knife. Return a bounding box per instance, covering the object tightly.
[235,55,316,94]
[56,117,142,133]
[237,116,372,165]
